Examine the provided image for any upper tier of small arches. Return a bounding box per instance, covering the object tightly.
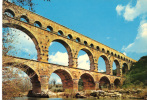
[3,8,134,63]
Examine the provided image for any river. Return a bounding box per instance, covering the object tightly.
[15,97,142,100]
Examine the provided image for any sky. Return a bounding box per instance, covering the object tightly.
[2,0,147,84]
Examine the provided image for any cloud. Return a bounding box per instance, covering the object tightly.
[116,0,147,53]
[78,54,90,70]
[123,52,127,56]
[49,51,68,66]
[98,67,105,72]
[122,20,147,53]
[99,69,104,72]
[116,5,125,16]
[56,79,62,84]
[116,0,147,21]
[50,42,53,46]
[106,37,110,39]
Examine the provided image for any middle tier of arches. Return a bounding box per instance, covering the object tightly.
[3,17,130,77]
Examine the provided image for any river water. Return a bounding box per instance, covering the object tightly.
[15,97,141,100]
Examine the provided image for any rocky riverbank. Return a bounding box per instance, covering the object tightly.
[48,89,147,100]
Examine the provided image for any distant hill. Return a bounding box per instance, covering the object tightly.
[123,56,147,88]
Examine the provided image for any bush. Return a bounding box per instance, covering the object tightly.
[122,56,147,89]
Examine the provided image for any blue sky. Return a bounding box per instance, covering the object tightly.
[3,0,147,84]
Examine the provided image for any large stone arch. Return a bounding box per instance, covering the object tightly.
[78,72,95,90]
[112,59,121,77]
[3,22,41,61]
[122,63,128,74]
[49,39,73,67]
[77,48,95,71]
[3,62,41,93]
[49,68,74,90]
[99,76,111,89]
[98,54,110,75]
[114,78,121,88]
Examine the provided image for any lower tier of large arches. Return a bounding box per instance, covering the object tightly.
[3,56,124,97]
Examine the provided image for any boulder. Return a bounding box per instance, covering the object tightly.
[75,93,86,98]
[27,90,49,98]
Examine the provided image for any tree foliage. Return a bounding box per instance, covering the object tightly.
[78,79,84,91]
[4,0,50,12]
[113,69,117,76]
[50,79,56,86]
[2,67,32,100]
[123,56,147,88]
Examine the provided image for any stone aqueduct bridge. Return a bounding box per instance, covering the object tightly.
[3,1,136,95]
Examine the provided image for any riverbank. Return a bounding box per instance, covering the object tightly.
[47,89,147,100]
[10,88,147,100]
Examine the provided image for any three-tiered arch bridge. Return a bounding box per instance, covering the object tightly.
[2,1,136,97]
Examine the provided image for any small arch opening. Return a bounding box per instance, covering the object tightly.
[90,44,94,48]
[20,15,29,23]
[34,21,42,27]
[76,37,80,42]
[4,9,15,17]
[102,48,105,53]
[107,50,110,54]
[84,41,88,46]
[58,30,64,36]
[47,26,53,32]
[121,56,123,59]
[96,46,100,50]
[67,34,72,39]
[118,55,120,58]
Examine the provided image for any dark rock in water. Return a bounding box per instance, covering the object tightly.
[75,93,86,98]
[75,93,80,98]
[90,90,105,97]
[90,92,98,97]
[27,90,49,98]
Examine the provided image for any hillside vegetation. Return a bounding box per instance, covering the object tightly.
[123,56,147,89]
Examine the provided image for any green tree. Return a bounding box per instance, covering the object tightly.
[122,56,147,88]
